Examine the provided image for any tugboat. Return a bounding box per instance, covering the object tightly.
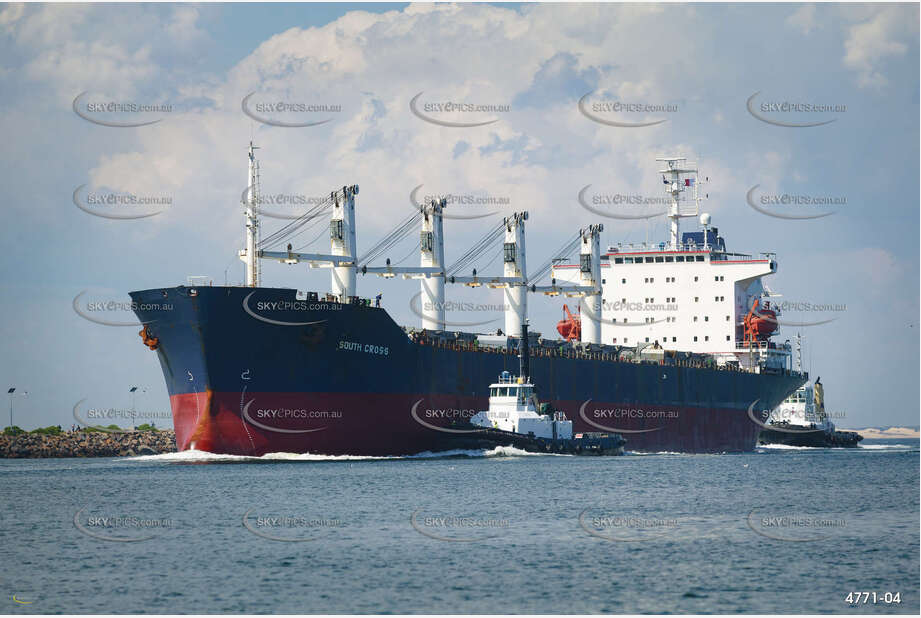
[758,334,862,448]
[758,378,862,448]
[462,323,626,456]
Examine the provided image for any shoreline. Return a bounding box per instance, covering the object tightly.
[1,430,177,458]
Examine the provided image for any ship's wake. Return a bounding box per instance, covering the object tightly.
[128,445,559,463]
[856,443,918,451]
[758,443,918,452]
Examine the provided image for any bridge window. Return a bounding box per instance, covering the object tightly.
[645,257,654,263]
[676,256,685,262]
[696,256,705,262]
[625,257,634,264]
[614,257,624,264]
[655,256,664,263]
[665,256,674,262]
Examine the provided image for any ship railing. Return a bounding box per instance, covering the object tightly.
[406,335,785,374]
[735,340,789,352]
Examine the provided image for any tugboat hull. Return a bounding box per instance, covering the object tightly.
[758,426,863,448]
[450,427,626,456]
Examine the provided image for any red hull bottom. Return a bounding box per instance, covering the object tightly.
[170,391,763,456]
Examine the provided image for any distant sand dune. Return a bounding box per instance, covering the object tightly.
[840,427,920,439]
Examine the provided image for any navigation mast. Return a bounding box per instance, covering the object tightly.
[241,141,261,287]
[656,156,704,250]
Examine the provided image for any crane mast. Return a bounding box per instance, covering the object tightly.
[240,141,261,287]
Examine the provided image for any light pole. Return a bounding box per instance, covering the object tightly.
[7,388,27,432]
[129,386,137,430]
[129,386,147,429]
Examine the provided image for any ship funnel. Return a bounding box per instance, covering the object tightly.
[518,321,530,383]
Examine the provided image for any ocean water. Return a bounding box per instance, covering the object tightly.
[0,440,917,614]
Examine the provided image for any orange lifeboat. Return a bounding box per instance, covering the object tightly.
[743,298,778,343]
[556,304,581,341]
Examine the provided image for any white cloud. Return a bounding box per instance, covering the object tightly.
[0,2,24,27]
[843,5,915,88]
[786,4,818,35]
[8,4,209,98]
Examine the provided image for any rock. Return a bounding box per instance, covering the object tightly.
[1,430,177,458]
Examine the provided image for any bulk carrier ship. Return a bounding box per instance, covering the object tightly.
[130,146,805,456]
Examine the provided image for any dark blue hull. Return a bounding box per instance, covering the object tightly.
[129,286,805,455]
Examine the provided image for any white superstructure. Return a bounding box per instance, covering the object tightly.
[469,371,573,440]
[769,384,829,428]
[769,334,830,429]
[552,157,791,373]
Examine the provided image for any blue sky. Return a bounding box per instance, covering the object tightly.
[0,2,918,430]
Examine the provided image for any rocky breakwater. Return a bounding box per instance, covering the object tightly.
[1,430,177,458]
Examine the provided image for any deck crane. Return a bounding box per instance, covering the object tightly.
[240,142,359,301]
[360,199,447,329]
[529,224,604,343]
